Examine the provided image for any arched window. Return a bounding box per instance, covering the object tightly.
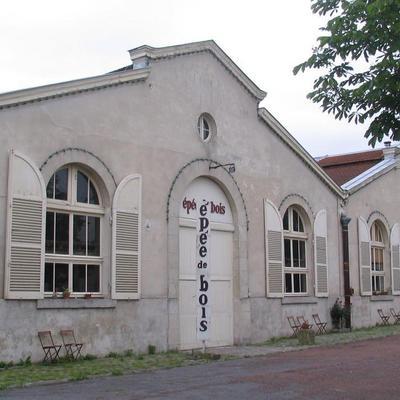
[44,165,103,296]
[370,221,385,294]
[283,206,308,294]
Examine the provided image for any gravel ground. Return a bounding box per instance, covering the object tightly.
[3,335,400,400]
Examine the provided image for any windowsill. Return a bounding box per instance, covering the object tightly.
[370,295,394,302]
[281,296,318,305]
[37,298,117,309]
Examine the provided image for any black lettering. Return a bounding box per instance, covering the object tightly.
[199,217,209,232]
[200,204,207,216]
[201,306,206,319]
[197,260,207,269]
[199,246,207,258]
[199,275,208,292]
[199,320,208,332]
[199,294,208,305]
[199,233,207,245]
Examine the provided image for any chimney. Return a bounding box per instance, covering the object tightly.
[383,142,400,159]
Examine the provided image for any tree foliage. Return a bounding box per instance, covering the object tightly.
[294,0,400,147]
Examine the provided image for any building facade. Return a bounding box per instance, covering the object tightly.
[0,41,399,362]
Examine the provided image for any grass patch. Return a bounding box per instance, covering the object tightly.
[0,349,227,391]
[260,324,400,348]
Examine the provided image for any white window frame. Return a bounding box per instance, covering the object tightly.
[370,221,385,295]
[197,114,212,142]
[45,165,104,297]
[283,207,308,295]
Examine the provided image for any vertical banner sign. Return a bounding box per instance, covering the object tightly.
[196,199,211,341]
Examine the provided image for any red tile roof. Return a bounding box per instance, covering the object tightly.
[317,150,384,186]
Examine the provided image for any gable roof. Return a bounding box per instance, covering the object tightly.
[318,149,384,186]
[128,40,267,102]
[0,40,346,199]
[258,108,345,198]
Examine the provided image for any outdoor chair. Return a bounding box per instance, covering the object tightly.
[38,331,62,362]
[390,308,400,324]
[287,316,301,337]
[377,309,391,326]
[60,329,83,360]
[312,313,328,335]
[297,316,313,330]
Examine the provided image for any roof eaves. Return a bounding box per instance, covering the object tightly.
[258,108,346,199]
[128,40,267,102]
[342,158,398,193]
[0,68,151,110]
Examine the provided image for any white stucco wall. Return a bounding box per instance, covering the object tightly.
[0,51,343,361]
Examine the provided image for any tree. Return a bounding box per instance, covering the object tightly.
[293,0,400,147]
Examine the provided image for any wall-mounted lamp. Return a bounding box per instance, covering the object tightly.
[209,161,236,174]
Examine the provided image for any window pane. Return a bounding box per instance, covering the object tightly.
[77,171,88,203]
[88,216,100,256]
[376,248,383,271]
[46,212,54,253]
[293,209,299,232]
[44,263,54,292]
[298,215,304,232]
[55,213,69,254]
[73,264,86,292]
[283,211,289,230]
[285,273,292,293]
[293,240,299,267]
[89,181,99,205]
[73,215,87,255]
[87,265,100,292]
[376,226,383,243]
[300,274,307,293]
[294,273,300,292]
[378,276,384,292]
[54,168,68,200]
[284,239,291,267]
[55,263,68,292]
[46,174,54,199]
[299,240,306,268]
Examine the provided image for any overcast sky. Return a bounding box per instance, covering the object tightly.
[1,0,391,156]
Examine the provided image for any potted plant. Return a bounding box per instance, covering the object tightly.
[62,288,71,299]
[330,298,343,330]
[297,321,315,345]
[84,293,92,299]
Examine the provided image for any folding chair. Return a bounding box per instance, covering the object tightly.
[287,316,301,337]
[312,313,328,335]
[377,309,391,326]
[60,330,83,360]
[38,331,62,362]
[297,316,313,330]
[390,308,400,324]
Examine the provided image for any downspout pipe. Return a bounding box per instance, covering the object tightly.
[341,213,352,329]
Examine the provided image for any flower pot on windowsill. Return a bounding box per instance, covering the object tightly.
[63,289,71,299]
[84,293,92,299]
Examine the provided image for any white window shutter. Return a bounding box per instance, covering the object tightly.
[5,150,46,299]
[112,174,141,300]
[358,217,372,296]
[390,223,400,295]
[264,199,284,298]
[314,209,328,297]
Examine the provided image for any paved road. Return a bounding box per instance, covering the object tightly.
[3,335,400,400]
